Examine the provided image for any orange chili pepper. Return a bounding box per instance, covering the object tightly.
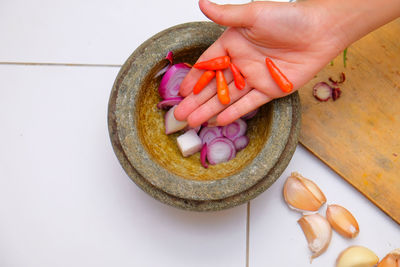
[216,70,230,105]
[193,70,215,94]
[265,57,293,93]
[194,56,231,70]
[229,63,245,90]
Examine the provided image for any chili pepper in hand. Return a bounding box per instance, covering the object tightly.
[265,57,293,93]
[229,63,245,90]
[194,56,231,70]
[193,70,216,94]
[216,70,230,105]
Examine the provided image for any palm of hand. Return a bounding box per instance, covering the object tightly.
[175,2,342,127]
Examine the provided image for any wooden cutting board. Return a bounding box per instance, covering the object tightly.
[299,19,400,224]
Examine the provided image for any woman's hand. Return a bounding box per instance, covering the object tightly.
[174,0,346,127]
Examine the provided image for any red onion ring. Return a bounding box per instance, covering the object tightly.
[222,119,247,141]
[206,137,236,165]
[199,126,223,144]
[159,63,190,99]
[157,97,183,109]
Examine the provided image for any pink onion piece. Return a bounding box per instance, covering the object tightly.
[207,137,236,165]
[164,105,188,134]
[159,63,191,99]
[154,51,174,78]
[222,119,247,141]
[154,65,171,78]
[157,97,183,109]
[328,72,346,85]
[199,126,223,144]
[313,82,332,102]
[241,108,259,120]
[200,143,208,168]
[234,135,249,151]
[165,51,173,64]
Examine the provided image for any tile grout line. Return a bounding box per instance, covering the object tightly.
[246,201,250,267]
[0,62,122,68]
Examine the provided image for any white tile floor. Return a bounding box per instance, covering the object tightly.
[0,1,399,267]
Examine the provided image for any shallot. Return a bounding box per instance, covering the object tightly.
[154,51,174,78]
[157,97,183,109]
[207,137,236,165]
[200,144,208,168]
[329,72,346,85]
[313,82,332,102]
[233,135,249,151]
[164,105,188,135]
[199,126,223,144]
[222,119,247,141]
[159,63,190,99]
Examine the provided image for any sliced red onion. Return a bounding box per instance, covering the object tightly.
[222,119,247,141]
[313,82,332,102]
[159,63,191,99]
[241,108,259,120]
[157,97,183,109]
[176,129,202,157]
[329,72,346,85]
[207,137,236,165]
[165,51,173,64]
[200,143,208,168]
[154,51,174,78]
[199,126,223,144]
[164,105,188,134]
[154,65,171,78]
[332,87,342,101]
[234,135,249,151]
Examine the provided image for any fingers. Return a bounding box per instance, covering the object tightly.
[186,82,252,127]
[179,40,227,97]
[216,89,272,126]
[199,0,257,28]
[175,69,233,121]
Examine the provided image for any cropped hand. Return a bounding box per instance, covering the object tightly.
[174,0,346,126]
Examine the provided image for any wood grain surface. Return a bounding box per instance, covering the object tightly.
[299,19,400,224]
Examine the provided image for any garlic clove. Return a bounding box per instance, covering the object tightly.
[326,204,359,238]
[283,172,327,212]
[298,213,332,259]
[336,246,379,267]
[378,249,400,267]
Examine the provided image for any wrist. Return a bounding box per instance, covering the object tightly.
[301,0,400,50]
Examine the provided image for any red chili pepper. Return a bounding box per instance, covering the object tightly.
[216,70,230,105]
[229,63,245,90]
[194,56,231,70]
[193,70,215,94]
[265,57,293,93]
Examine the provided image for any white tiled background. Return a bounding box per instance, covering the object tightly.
[0,1,398,267]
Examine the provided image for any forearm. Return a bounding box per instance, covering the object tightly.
[301,0,400,49]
